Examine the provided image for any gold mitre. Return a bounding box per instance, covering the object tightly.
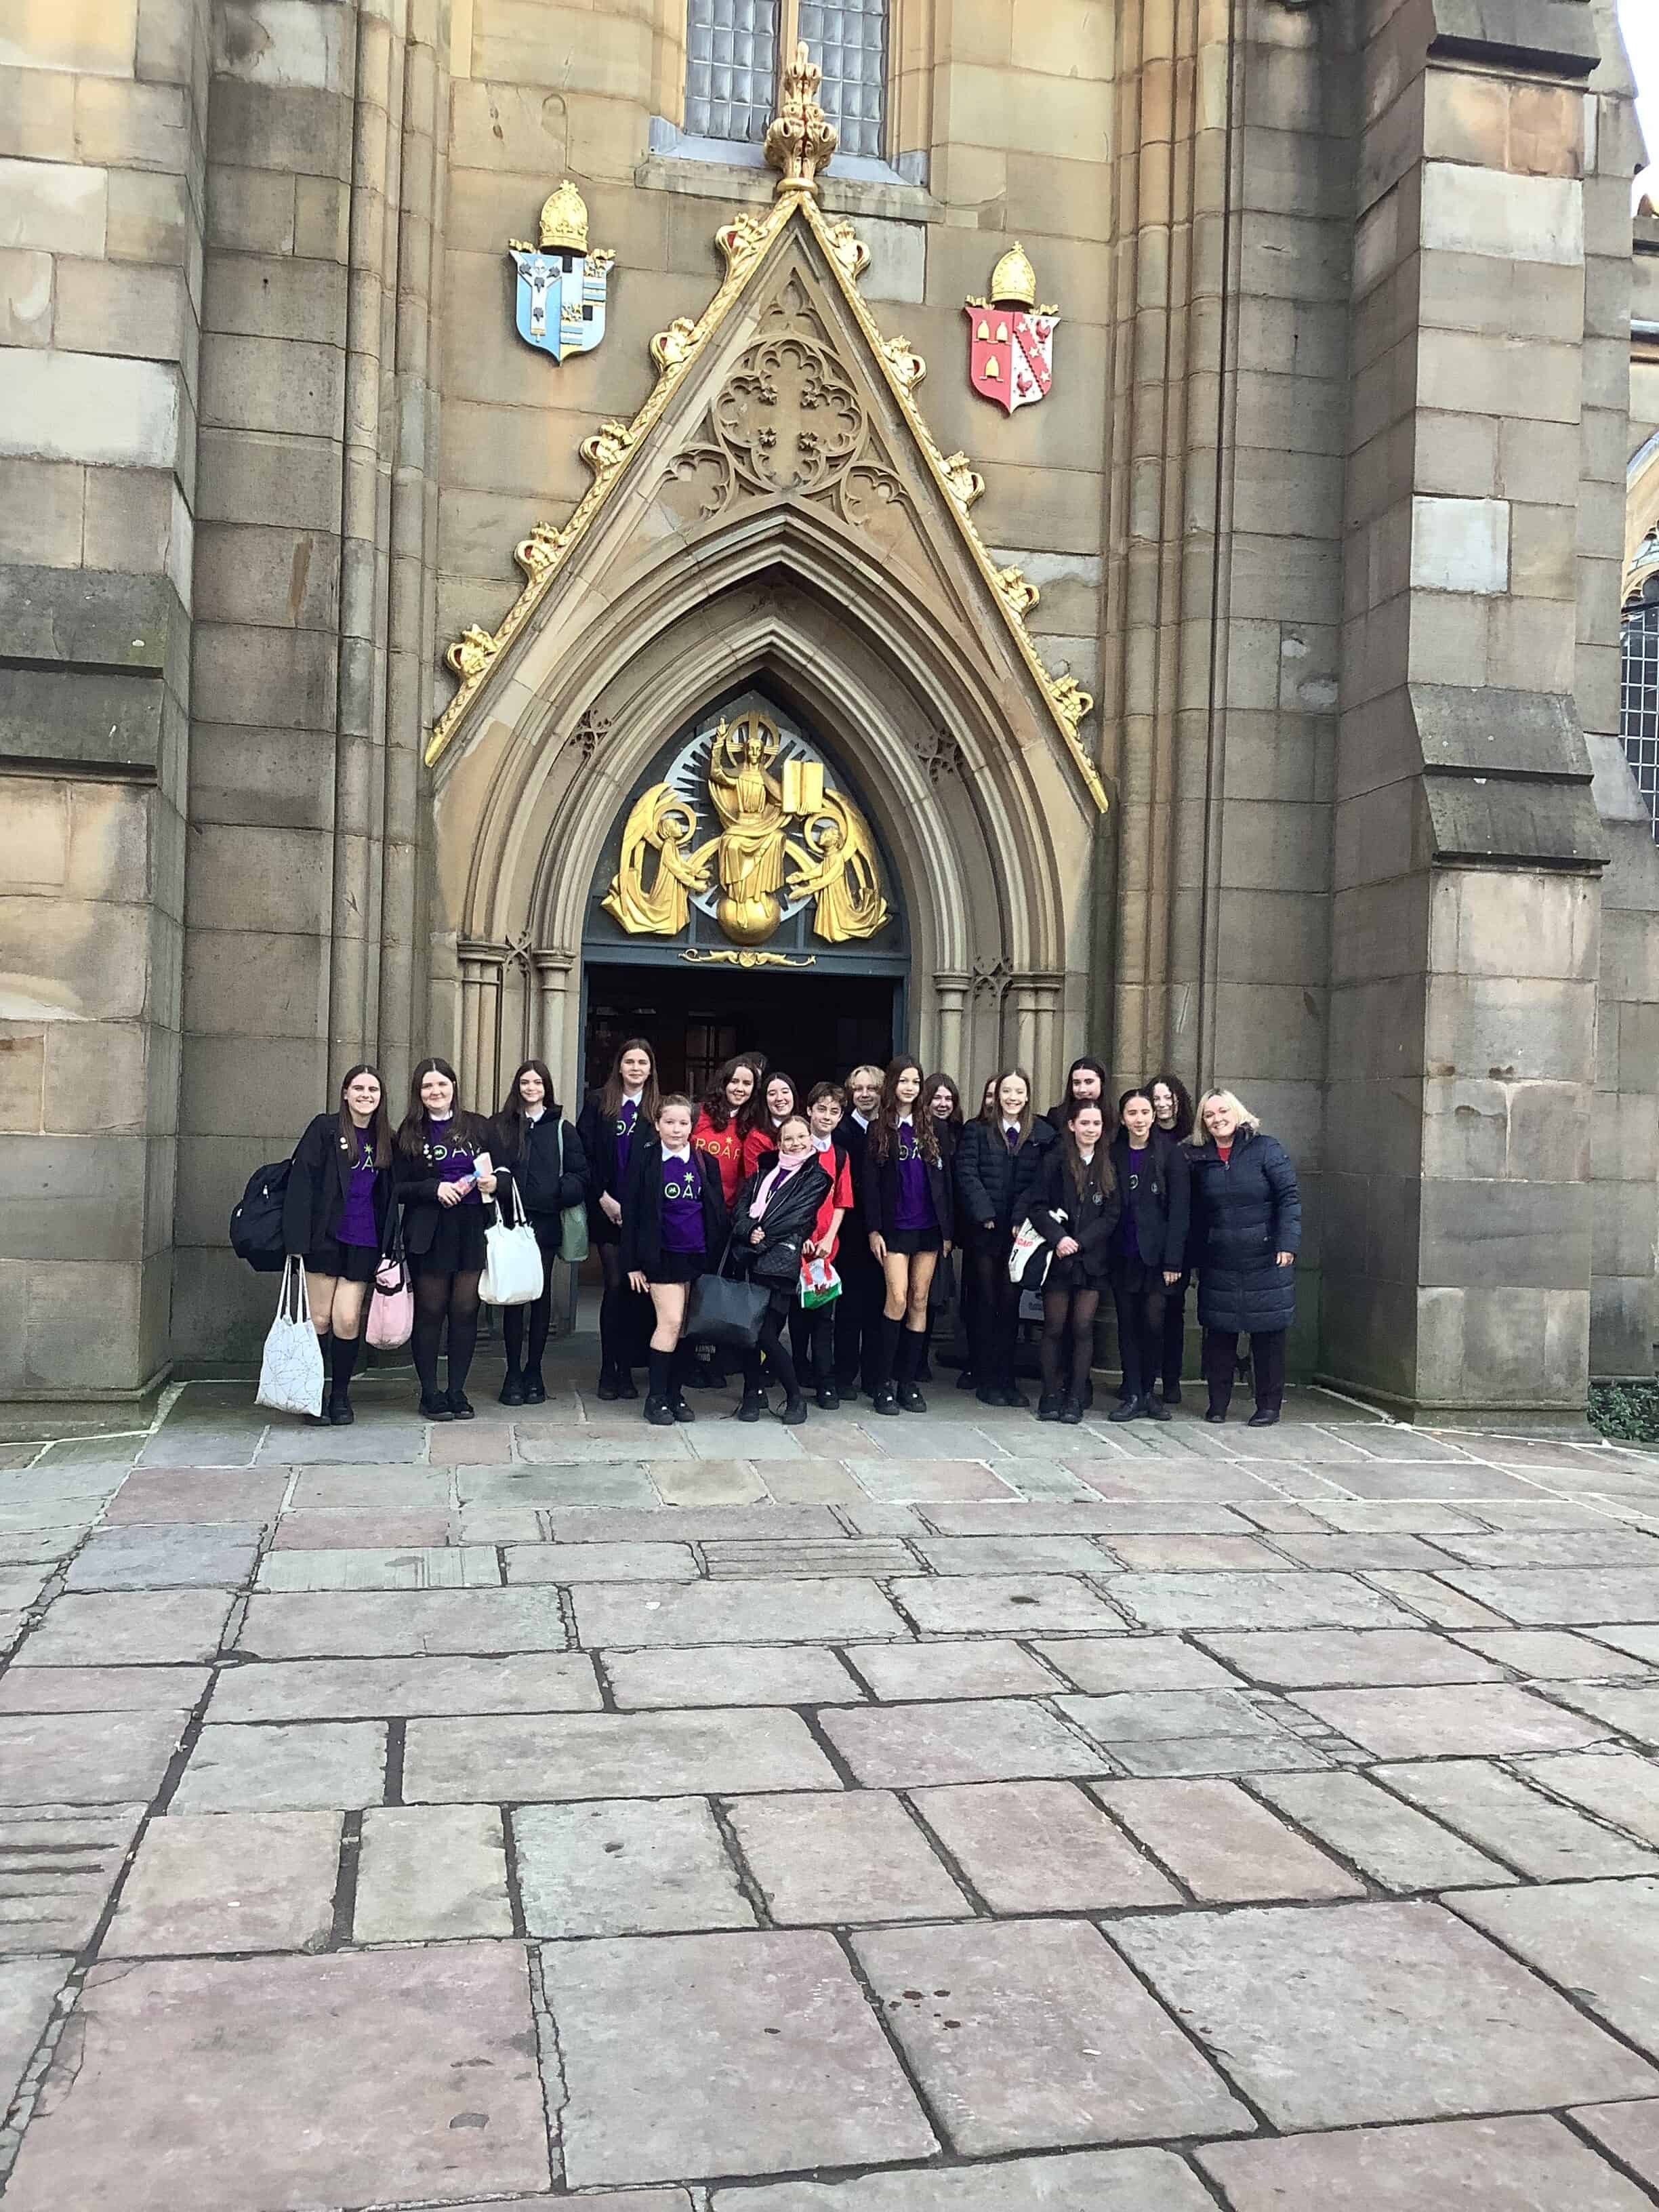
[537,179,589,253]
[989,241,1037,308]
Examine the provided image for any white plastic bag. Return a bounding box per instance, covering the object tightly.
[481,1178,545,1307]
[257,1257,325,1418]
[1008,1216,1050,1287]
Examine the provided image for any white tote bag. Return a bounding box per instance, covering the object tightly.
[1007,1216,1050,1287]
[481,1177,545,1307]
[256,1257,325,1418]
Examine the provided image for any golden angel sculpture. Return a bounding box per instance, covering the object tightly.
[601,785,711,935]
[786,789,890,943]
[705,718,792,943]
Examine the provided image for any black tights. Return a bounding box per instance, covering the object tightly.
[1112,1276,1168,1402]
[503,1234,554,1378]
[1041,1285,1099,1399]
[788,1300,834,1386]
[745,1298,800,1401]
[413,1268,481,1399]
[597,1242,636,1379]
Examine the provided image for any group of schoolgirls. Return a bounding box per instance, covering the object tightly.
[282,1053,589,1425]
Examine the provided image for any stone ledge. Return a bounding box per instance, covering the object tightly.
[1427,0,1603,80]
[632,151,945,228]
[1422,775,1606,869]
[0,665,162,776]
[1412,683,1589,781]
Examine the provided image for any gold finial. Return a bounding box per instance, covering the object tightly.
[989,241,1037,308]
[764,42,838,196]
[537,178,589,252]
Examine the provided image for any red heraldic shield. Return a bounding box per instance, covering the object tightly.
[965,306,1058,414]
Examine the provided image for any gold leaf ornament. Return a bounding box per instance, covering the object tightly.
[445,625,499,682]
[763,42,838,196]
[994,565,1040,618]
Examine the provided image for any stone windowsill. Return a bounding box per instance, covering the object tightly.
[638,126,943,227]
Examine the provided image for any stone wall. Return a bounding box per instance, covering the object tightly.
[0,0,209,1396]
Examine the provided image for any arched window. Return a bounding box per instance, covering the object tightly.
[1621,560,1659,842]
[684,1,888,160]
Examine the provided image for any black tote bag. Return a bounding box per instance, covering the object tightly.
[684,1240,772,1351]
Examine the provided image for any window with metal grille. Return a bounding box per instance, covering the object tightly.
[683,1,888,160]
[1621,587,1659,843]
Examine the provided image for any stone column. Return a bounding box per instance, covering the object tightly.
[1029,975,1063,1107]
[1010,979,1042,1082]
[534,950,577,1085]
[457,941,506,1110]
[933,971,970,1085]
[1324,1,1609,1418]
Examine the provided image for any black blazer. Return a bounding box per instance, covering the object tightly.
[577,1092,647,1241]
[1029,1146,1122,1285]
[861,1124,954,1244]
[392,1115,491,1258]
[1107,1128,1191,1275]
[954,1116,1057,1241]
[838,1115,875,1250]
[619,1134,729,1278]
[491,1109,588,1220]
[283,1113,396,1258]
[726,1158,832,1287]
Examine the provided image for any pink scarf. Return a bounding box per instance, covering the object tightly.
[750,1153,806,1218]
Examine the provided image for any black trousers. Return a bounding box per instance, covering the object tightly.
[1111,1271,1168,1404]
[745,1293,801,1401]
[1202,1328,1286,1415]
[1160,1277,1188,1388]
[834,1248,880,1390]
[788,1298,835,1385]
[968,1235,1020,1393]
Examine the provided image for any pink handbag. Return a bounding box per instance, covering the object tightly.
[367,1252,413,1349]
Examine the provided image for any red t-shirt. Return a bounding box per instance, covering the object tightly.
[742,1124,778,1177]
[691,1111,746,1205]
[1216,1141,1233,1165]
[807,1141,854,1261]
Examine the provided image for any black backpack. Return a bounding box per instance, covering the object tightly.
[230,1159,291,1272]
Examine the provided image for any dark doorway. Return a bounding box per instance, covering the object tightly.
[582,962,901,1099]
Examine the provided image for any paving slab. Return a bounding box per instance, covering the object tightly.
[1107,1572,1414,1632]
[1031,1636,1240,1692]
[1194,1627,1500,1688]
[0,1664,207,1713]
[1436,1528,1659,1568]
[913,1536,1113,1576]
[1289,1682,1608,1758]
[65,1523,262,1591]
[602,1643,864,1708]
[1058,1689,1295,1757]
[844,1459,1018,1502]
[1094,1777,1364,1902]
[1250,1769,1514,1893]
[1543,1679,1659,1742]
[169,1720,387,1812]
[547,1929,937,2186]
[1,1942,552,2210]
[208,1651,602,1721]
[888,1576,1120,1635]
[728,1790,968,1923]
[844,1639,1059,1701]
[1378,1759,1659,1879]
[0,1804,146,1953]
[354,1805,513,1942]
[405,1708,840,1802]
[1588,1626,1659,1664]
[270,1509,457,1549]
[573,1578,908,1647]
[920,1502,1254,1536]
[514,1797,754,1936]
[1113,1899,1659,2128]
[238,1587,568,1657]
[1434,1567,1659,1624]
[1453,1877,1659,2055]
[853,1919,1251,2154]
[543,1506,848,1542]
[1199,2113,1655,2212]
[507,1540,701,1582]
[15,1589,236,1666]
[106,1811,341,1955]
[817,1698,1106,1786]
[912,1780,1179,1912]
[1511,1750,1659,1845]
[703,1538,922,1578]
[253,1420,431,1465]
[714,2146,1218,2211]
[287,1468,454,1511]
[0,1955,70,2112]
[1096,1728,1332,1778]
[755,1458,869,1502]
[1102,1534,1292,1572]
[255,1544,501,1591]
[0,1568,50,1611]
[0,1709,185,1806]
[1450,1628,1653,1677]
[1572,2102,1659,2194]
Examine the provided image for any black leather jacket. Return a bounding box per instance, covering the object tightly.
[726,1158,832,1287]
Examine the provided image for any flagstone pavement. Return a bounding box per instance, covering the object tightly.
[8,1345,1659,2209]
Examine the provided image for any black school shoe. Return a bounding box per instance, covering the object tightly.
[523,1369,547,1404]
[644,1397,676,1427]
[779,1394,808,1425]
[596,1370,621,1401]
[871,1383,901,1416]
[736,1390,766,1424]
[1248,1406,1281,1427]
[815,1384,840,1410]
[1141,1395,1172,1423]
[420,1392,453,1422]
[499,1370,525,1406]
[327,1396,354,1426]
[670,1395,696,1424]
[897,1383,927,1414]
[447,1390,476,1420]
[1059,1395,1083,1425]
[1037,1393,1062,1422]
[955,1368,977,1390]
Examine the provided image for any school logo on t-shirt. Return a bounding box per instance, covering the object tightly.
[663,1162,701,1202]
[898,1126,922,1166]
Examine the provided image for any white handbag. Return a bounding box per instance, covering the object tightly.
[481,1177,545,1307]
[256,1257,325,1418]
[1008,1216,1051,1288]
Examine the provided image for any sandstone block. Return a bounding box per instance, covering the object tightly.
[0,0,139,80]
[2,349,180,468]
[0,458,83,565]
[0,66,76,161]
[0,246,52,346]
[73,76,188,172]
[106,168,188,262]
[54,258,189,361]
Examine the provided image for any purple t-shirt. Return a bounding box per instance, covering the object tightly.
[613,1095,640,1184]
[660,1151,705,1255]
[1118,1144,1146,1258]
[894,1117,929,1231]
[426,1116,481,1204]
[337,1129,378,1247]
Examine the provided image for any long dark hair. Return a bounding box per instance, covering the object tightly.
[979,1066,1034,1143]
[922,1073,962,1129]
[598,1036,661,1123]
[869,1054,940,1165]
[1046,1054,1107,1126]
[1147,1069,1195,1142]
[762,1069,801,1126]
[698,1052,764,1135]
[396,1057,487,1158]
[1063,1097,1115,1206]
[494,1058,560,1163]
[335,1063,392,1170]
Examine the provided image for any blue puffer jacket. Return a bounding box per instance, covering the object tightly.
[1189,1127,1300,1335]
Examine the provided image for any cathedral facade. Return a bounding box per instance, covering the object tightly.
[5,0,1659,1420]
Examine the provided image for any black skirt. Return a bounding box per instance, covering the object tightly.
[885,1227,941,1257]
[304,1237,377,1284]
[1109,1251,1166,1296]
[651,1249,709,1286]
[413,1206,489,1277]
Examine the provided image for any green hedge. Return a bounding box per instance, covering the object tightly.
[1589,1382,1659,1445]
